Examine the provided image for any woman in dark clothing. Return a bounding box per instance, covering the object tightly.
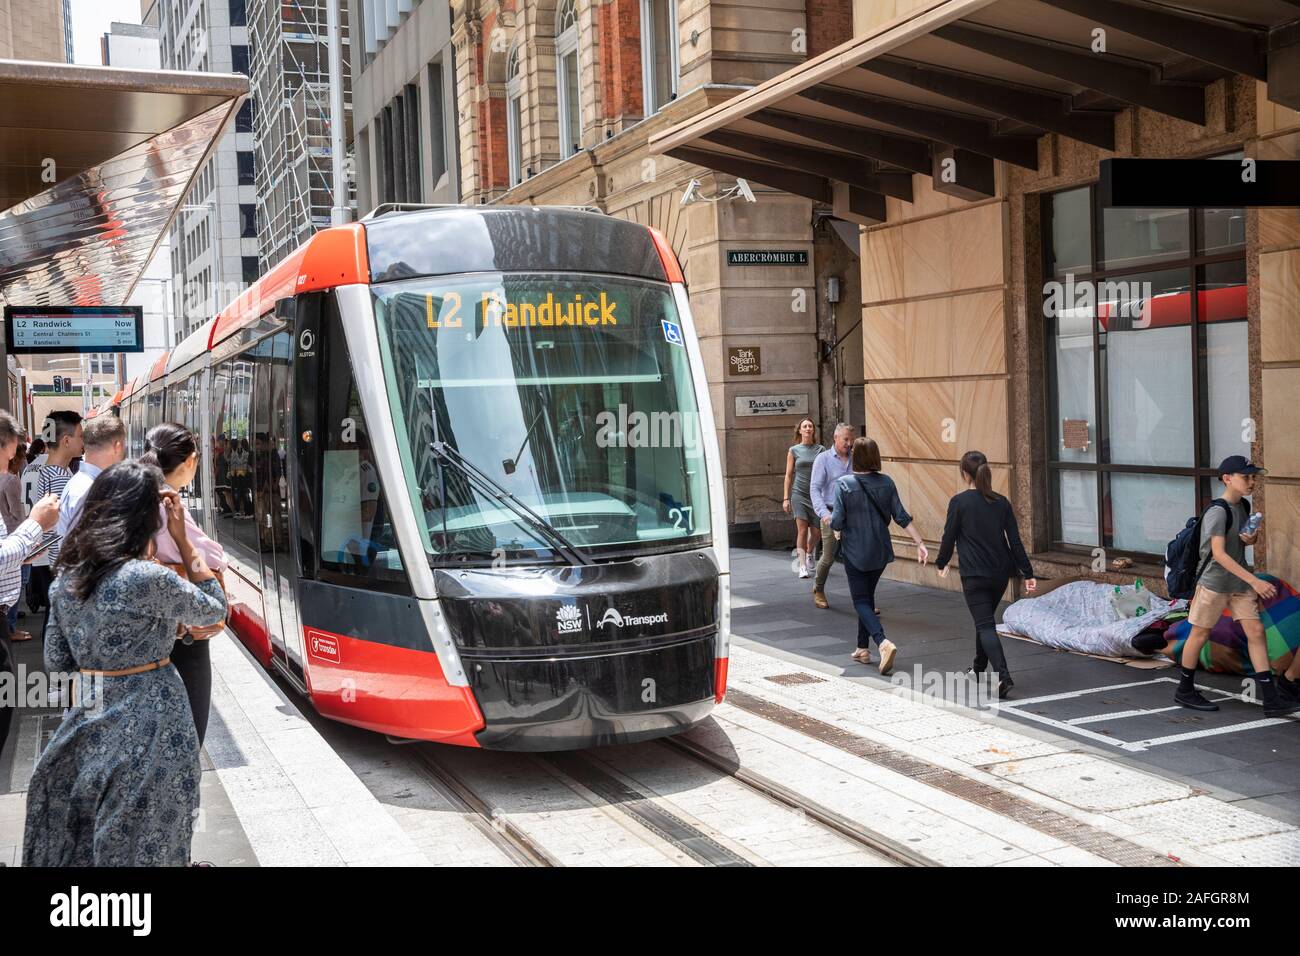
[830,438,928,674]
[935,450,1037,698]
[141,423,229,746]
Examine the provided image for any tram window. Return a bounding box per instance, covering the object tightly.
[318,304,406,584]
[372,273,712,562]
[210,363,238,548]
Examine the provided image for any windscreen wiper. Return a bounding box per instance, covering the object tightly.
[429,440,594,567]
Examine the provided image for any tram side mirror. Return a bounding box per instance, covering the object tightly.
[276,296,298,326]
[502,459,517,475]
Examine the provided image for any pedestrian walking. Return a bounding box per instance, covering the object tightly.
[0,443,31,641]
[810,423,855,609]
[783,419,824,579]
[0,412,60,765]
[57,414,126,539]
[935,451,1036,699]
[142,423,229,746]
[22,460,226,866]
[1175,457,1300,717]
[831,437,928,674]
[29,411,83,624]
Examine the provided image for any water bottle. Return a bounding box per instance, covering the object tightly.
[1246,512,1263,534]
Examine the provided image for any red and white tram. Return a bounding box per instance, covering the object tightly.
[117,206,730,750]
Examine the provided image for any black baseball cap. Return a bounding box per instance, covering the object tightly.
[1217,455,1267,477]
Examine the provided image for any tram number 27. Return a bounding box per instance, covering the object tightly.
[668,506,693,532]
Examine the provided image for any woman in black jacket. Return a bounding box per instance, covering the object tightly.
[935,451,1036,698]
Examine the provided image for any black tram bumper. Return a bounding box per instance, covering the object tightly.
[467,633,717,751]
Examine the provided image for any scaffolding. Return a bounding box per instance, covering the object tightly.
[248,0,354,270]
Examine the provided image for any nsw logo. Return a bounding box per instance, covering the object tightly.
[556,604,584,634]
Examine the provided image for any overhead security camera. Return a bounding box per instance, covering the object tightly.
[680,179,702,205]
[735,178,756,203]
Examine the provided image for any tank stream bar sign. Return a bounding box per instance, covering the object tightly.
[3,306,144,354]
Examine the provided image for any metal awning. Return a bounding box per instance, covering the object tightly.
[0,60,248,308]
[650,0,1300,222]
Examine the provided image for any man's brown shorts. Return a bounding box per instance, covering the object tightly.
[1188,585,1259,629]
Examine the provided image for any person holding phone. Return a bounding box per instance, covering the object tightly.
[22,459,225,866]
[935,451,1036,699]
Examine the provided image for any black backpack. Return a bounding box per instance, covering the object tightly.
[1164,498,1235,600]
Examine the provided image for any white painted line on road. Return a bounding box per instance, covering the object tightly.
[1067,706,1183,725]
[1002,678,1177,707]
[996,707,1150,752]
[1133,717,1298,749]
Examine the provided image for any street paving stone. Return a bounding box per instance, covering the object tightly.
[728,546,1300,825]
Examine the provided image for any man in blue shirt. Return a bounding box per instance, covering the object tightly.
[58,415,126,539]
[810,423,855,609]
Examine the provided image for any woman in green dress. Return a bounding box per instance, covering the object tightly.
[783,419,825,579]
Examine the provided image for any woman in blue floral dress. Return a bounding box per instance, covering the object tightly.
[22,459,226,867]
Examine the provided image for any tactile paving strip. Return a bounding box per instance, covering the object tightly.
[725,689,1180,867]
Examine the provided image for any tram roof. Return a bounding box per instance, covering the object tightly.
[0,60,248,312]
[207,206,679,350]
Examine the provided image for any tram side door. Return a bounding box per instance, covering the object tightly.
[250,332,305,685]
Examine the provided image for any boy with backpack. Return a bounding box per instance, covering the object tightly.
[1174,456,1300,717]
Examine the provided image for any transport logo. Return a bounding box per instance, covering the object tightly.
[597,608,669,629]
[556,604,584,634]
[307,630,342,663]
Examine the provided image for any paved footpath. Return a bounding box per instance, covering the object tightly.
[730,548,1300,827]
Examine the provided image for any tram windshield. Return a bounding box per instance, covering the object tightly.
[373,272,711,564]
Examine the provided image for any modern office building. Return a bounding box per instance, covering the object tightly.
[152,0,260,344]
[347,0,460,212]
[249,0,354,268]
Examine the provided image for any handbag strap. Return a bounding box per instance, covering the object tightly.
[854,475,892,526]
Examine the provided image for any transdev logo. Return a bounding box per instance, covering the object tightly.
[556,604,584,634]
[597,608,669,629]
[307,630,341,663]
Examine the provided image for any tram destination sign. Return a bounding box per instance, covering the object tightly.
[4,306,144,354]
[726,249,808,266]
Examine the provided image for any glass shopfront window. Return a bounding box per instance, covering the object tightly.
[1043,179,1248,559]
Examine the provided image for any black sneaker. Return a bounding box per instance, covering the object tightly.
[1263,698,1300,718]
[998,677,1014,699]
[1175,687,1220,711]
[1279,675,1300,705]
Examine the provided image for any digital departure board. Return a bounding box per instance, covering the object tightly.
[3,306,144,354]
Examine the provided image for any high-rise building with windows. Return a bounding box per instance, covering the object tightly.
[248,0,354,269]
[151,0,260,344]
[347,0,460,214]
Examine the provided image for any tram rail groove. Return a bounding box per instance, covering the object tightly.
[408,746,559,868]
[659,735,936,868]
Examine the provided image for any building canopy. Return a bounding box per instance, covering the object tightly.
[650,0,1300,222]
[0,59,247,309]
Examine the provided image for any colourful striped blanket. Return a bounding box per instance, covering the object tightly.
[1166,574,1300,673]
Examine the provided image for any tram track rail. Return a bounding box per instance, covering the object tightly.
[658,735,936,868]
[407,745,559,867]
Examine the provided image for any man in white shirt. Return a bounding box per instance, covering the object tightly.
[58,415,126,539]
[0,411,60,763]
